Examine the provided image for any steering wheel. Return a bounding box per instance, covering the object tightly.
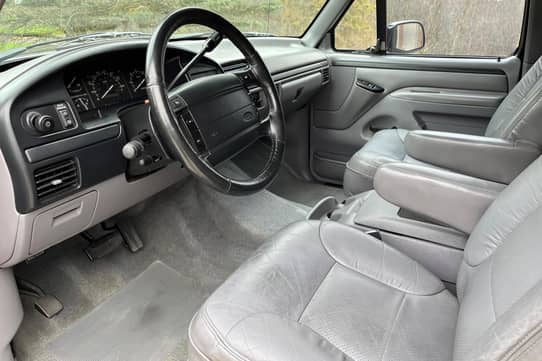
[145,8,285,195]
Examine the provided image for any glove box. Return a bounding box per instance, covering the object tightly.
[280,72,323,114]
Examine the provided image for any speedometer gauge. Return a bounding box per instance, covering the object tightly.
[128,69,146,97]
[87,70,129,107]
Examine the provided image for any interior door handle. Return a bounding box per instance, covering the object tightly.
[356,79,384,93]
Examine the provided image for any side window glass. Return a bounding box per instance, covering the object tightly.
[334,0,377,51]
[387,0,526,57]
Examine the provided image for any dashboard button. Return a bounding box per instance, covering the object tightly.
[138,156,153,167]
[169,96,187,110]
[55,103,77,129]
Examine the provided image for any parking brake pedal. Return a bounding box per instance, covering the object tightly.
[17,278,63,318]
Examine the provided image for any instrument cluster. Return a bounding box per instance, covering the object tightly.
[66,68,143,117]
[64,54,215,121]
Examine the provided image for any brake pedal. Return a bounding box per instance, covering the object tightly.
[117,219,144,253]
[84,231,124,261]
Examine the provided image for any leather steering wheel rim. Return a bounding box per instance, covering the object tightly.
[145,8,285,195]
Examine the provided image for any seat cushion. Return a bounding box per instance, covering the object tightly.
[188,221,459,361]
[344,129,409,196]
[344,129,438,195]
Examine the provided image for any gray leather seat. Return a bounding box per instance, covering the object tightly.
[344,57,542,196]
[189,155,542,361]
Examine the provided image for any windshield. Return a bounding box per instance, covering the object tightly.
[0,0,326,52]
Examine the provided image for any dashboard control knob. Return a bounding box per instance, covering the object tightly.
[26,112,55,134]
[35,115,55,133]
[122,139,145,160]
[26,111,40,126]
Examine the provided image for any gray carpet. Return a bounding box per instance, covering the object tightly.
[49,261,202,361]
[13,165,308,361]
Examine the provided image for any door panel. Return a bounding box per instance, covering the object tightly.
[310,54,521,184]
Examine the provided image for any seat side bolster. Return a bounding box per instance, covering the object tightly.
[405,130,541,184]
[189,309,353,361]
[374,163,505,234]
[319,221,445,296]
[455,279,542,361]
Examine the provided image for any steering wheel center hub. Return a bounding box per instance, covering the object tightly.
[169,73,259,163]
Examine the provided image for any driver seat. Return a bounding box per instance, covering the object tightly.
[188,156,542,361]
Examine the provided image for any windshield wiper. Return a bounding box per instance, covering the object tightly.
[0,31,151,64]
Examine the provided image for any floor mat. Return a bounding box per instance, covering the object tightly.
[14,167,308,361]
[49,261,204,361]
[233,141,345,207]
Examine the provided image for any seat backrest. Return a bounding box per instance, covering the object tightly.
[454,155,542,360]
[485,57,542,147]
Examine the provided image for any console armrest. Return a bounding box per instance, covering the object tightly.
[374,163,506,234]
[405,130,540,184]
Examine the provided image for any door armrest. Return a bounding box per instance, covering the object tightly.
[405,130,540,184]
[374,163,506,234]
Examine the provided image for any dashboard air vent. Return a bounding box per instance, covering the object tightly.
[222,62,249,73]
[322,68,330,84]
[34,159,79,199]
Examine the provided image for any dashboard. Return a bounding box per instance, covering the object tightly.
[0,38,330,267]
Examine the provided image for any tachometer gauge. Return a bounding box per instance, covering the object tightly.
[87,70,129,107]
[128,69,146,96]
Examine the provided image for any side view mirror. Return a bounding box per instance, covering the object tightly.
[387,20,425,53]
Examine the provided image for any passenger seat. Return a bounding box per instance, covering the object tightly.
[343,57,542,196]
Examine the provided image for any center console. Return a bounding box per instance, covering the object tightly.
[327,191,467,287]
[310,163,506,289]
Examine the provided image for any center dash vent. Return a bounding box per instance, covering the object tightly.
[321,68,330,84]
[34,159,80,199]
[222,62,249,73]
